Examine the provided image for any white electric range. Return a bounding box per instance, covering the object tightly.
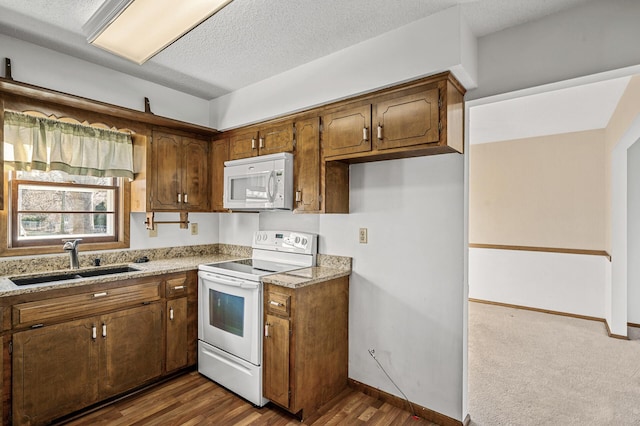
[197,230,317,406]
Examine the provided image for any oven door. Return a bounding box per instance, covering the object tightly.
[198,270,261,365]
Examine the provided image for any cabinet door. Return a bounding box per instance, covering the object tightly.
[259,122,294,155]
[151,131,181,210]
[263,313,290,408]
[166,297,188,372]
[374,87,440,150]
[182,137,210,211]
[229,130,258,160]
[322,104,372,158]
[294,118,320,212]
[13,319,99,425]
[99,303,163,398]
[211,138,229,211]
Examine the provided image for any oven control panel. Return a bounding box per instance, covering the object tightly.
[252,230,318,254]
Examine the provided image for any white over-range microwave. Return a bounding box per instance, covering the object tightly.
[223,152,293,210]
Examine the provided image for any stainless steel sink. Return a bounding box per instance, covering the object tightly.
[10,266,140,286]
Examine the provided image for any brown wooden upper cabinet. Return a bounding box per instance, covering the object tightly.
[229,122,294,160]
[322,104,372,157]
[150,130,210,211]
[322,77,463,161]
[374,86,440,150]
[211,138,230,212]
[293,117,321,213]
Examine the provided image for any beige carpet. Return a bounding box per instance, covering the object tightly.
[468,301,640,426]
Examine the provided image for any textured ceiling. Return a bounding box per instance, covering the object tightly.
[0,0,596,100]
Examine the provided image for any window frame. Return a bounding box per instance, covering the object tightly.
[0,171,131,257]
[10,178,121,248]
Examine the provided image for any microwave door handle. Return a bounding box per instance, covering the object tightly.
[267,170,276,203]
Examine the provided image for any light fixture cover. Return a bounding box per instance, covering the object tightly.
[84,0,233,65]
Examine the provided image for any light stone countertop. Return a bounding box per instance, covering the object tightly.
[263,267,351,288]
[0,254,240,297]
[0,252,352,297]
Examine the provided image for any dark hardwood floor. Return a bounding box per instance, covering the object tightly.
[61,371,437,425]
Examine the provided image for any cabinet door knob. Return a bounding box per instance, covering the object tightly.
[170,307,174,321]
[259,137,264,149]
[377,125,383,140]
[92,325,97,340]
[251,138,256,149]
[183,193,188,204]
[102,323,107,338]
[295,191,301,203]
[177,193,182,203]
[363,127,369,141]
[264,322,270,338]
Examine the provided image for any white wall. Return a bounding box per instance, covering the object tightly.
[469,248,607,318]
[319,156,465,420]
[218,213,259,246]
[0,34,210,126]
[209,6,477,130]
[469,0,640,101]
[129,212,219,250]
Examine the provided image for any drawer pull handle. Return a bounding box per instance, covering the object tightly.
[251,138,256,150]
[93,292,108,298]
[172,285,185,290]
[265,322,270,338]
[102,323,107,338]
[170,307,174,321]
[184,193,188,204]
[269,300,284,307]
[92,326,97,340]
[363,127,369,141]
[377,124,383,140]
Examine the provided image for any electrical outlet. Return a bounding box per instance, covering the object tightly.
[191,223,198,235]
[148,227,158,238]
[359,228,368,244]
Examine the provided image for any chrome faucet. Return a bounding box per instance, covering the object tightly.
[62,239,82,269]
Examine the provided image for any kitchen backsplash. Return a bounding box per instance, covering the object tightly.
[0,244,351,276]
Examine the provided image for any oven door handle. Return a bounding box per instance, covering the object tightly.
[199,271,259,289]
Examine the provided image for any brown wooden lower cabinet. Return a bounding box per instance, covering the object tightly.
[263,276,349,420]
[166,297,188,372]
[12,303,162,425]
[3,271,197,426]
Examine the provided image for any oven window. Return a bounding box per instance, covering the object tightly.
[209,289,244,337]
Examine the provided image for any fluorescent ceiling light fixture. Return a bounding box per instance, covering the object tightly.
[84,0,232,65]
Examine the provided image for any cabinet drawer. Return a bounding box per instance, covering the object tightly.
[165,275,188,299]
[266,292,291,317]
[13,281,161,328]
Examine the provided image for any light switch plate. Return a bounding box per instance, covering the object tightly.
[359,228,368,244]
[191,223,198,235]
[148,227,158,238]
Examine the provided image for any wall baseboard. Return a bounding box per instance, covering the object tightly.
[604,319,629,340]
[469,298,630,340]
[347,378,464,426]
[463,413,471,426]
